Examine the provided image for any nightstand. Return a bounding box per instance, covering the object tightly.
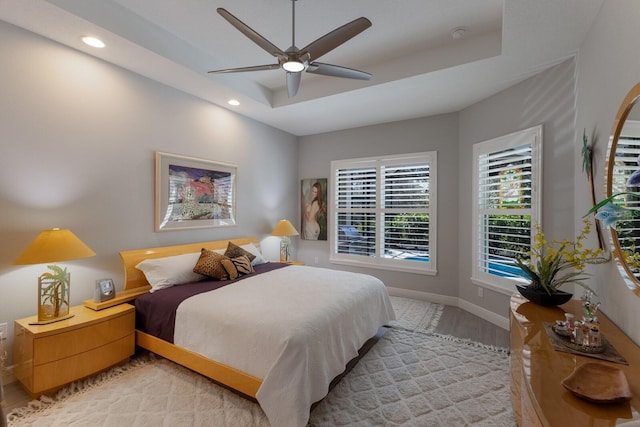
[284,260,304,265]
[13,304,135,397]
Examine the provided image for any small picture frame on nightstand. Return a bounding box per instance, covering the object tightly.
[94,278,116,303]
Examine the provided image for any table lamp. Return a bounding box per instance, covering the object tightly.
[271,219,299,262]
[14,228,96,324]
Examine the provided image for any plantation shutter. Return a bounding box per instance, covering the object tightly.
[382,163,430,258]
[477,145,532,277]
[331,152,437,275]
[472,125,542,293]
[335,164,377,256]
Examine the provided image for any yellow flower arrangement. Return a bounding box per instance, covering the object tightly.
[515,219,609,295]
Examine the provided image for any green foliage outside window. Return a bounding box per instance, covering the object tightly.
[486,214,530,260]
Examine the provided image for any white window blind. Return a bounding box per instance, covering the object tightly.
[472,125,542,294]
[331,152,436,275]
[335,164,377,257]
[382,163,430,257]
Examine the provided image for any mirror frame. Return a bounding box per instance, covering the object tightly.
[605,80,640,296]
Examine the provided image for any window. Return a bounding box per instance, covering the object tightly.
[330,152,436,275]
[471,126,542,294]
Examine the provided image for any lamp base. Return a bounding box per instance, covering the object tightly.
[29,313,75,325]
[37,268,71,324]
[279,238,290,262]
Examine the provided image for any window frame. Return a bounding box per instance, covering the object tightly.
[330,151,437,275]
[471,125,542,295]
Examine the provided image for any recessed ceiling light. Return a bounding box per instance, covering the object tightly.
[228,99,240,106]
[82,36,105,48]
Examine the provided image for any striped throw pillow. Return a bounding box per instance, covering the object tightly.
[231,255,254,276]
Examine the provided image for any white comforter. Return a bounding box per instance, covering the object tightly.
[173,265,395,427]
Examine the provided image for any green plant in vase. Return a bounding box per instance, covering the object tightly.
[39,264,70,318]
[515,219,609,303]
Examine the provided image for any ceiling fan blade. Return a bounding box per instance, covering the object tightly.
[307,62,371,80]
[287,72,302,97]
[301,17,372,61]
[208,64,280,74]
[217,8,286,59]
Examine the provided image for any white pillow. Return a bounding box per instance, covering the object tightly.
[241,243,267,265]
[136,252,206,292]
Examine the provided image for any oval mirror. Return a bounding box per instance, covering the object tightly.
[605,81,640,295]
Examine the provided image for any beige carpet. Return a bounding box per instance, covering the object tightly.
[8,328,514,426]
[388,296,444,334]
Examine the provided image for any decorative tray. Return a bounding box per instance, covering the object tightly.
[552,323,605,354]
[561,363,632,403]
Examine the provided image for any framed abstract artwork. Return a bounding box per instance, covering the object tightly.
[155,152,237,231]
[300,178,327,240]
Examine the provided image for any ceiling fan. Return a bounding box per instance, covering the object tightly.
[208,0,372,97]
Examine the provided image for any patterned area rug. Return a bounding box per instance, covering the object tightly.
[8,329,513,427]
[388,296,444,333]
[311,329,513,426]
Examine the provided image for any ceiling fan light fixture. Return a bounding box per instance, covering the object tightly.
[209,6,371,97]
[282,60,305,72]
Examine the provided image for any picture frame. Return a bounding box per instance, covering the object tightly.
[155,152,237,232]
[94,278,116,303]
[300,178,327,240]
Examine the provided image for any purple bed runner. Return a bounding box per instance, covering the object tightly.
[135,262,289,343]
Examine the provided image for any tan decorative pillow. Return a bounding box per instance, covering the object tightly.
[224,241,256,263]
[220,258,239,280]
[193,248,229,280]
[231,255,254,275]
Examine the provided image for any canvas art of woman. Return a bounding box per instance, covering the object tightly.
[301,179,327,240]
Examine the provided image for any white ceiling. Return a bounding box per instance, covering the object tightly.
[0,0,604,136]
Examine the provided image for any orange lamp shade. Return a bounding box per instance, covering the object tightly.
[14,228,96,265]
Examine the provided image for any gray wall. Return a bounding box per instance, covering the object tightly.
[457,58,578,319]
[454,1,640,343]
[298,114,459,299]
[0,22,298,365]
[573,0,640,343]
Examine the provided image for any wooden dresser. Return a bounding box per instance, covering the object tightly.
[510,293,640,426]
[14,304,135,398]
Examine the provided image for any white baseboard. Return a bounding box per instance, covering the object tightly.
[387,286,510,331]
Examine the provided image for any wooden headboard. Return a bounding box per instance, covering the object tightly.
[119,237,260,292]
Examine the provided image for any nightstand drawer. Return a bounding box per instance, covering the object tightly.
[32,334,134,392]
[33,310,134,365]
[14,304,136,397]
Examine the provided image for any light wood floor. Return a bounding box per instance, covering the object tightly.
[2,304,510,414]
[435,305,510,348]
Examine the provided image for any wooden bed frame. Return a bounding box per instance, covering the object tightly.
[116,236,385,405]
[119,237,263,398]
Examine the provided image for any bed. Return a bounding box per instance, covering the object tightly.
[119,237,395,427]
